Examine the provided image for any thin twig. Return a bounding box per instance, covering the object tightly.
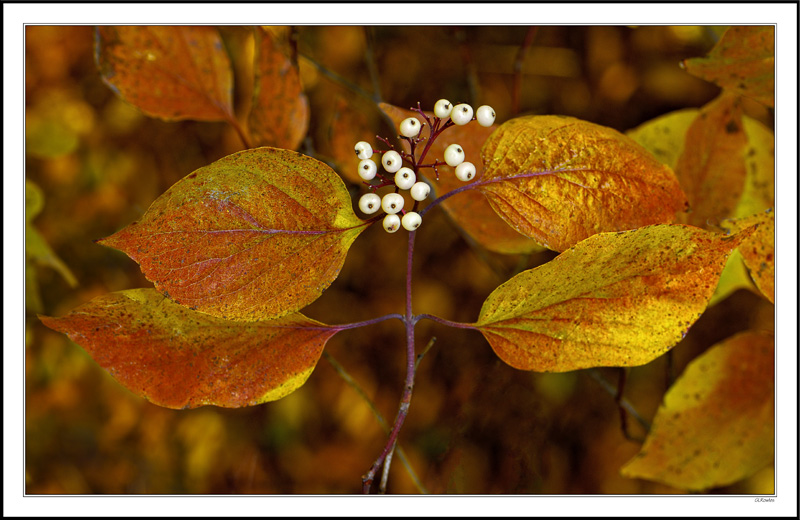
[588,369,650,437]
[512,27,538,116]
[299,52,379,104]
[363,26,383,103]
[322,351,428,494]
[415,336,437,370]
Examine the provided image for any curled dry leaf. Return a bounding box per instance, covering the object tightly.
[247,28,309,150]
[674,92,748,229]
[474,224,753,372]
[479,115,688,252]
[98,147,366,321]
[379,102,542,255]
[622,331,774,490]
[683,26,775,108]
[95,26,235,122]
[722,210,774,303]
[39,289,337,409]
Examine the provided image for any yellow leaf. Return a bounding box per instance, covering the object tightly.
[475,224,751,372]
[723,210,774,303]
[622,331,774,490]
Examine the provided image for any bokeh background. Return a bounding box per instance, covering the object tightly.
[25,25,775,494]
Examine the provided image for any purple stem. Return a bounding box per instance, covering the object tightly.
[413,313,477,330]
[329,313,404,332]
[418,167,587,218]
[362,229,418,493]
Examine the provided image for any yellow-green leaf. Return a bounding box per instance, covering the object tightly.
[622,331,774,490]
[98,147,367,321]
[95,26,235,122]
[247,28,309,150]
[723,210,774,303]
[683,26,774,108]
[39,289,337,409]
[474,224,752,372]
[479,115,688,252]
[379,103,543,255]
[675,92,748,229]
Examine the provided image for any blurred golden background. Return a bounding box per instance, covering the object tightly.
[25,25,774,494]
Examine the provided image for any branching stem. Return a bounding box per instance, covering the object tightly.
[362,230,419,493]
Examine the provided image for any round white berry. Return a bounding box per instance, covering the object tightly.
[410,181,430,201]
[358,158,378,180]
[381,192,405,214]
[354,141,373,160]
[434,99,453,118]
[381,150,402,173]
[395,167,416,190]
[444,143,465,167]
[383,214,401,233]
[451,103,474,125]
[399,117,421,138]
[455,161,476,182]
[476,105,496,127]
[401,211,422,231]
[358,193,381,214]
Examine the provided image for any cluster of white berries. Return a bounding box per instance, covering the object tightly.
[354,99,495,233]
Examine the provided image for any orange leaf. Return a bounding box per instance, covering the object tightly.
[98,147,367,321]
[628,108,773,222]
[474,224,752,372]
[723,210,774,303]
[247,28,309,150]
[95,26,234,122]
[479,115,688,252]
[39,289,336,409]
[675,92,748,228]
[683,26,774,108]
[379,103,542,254]
[622,331,774,490]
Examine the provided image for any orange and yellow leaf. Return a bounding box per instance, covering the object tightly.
[39,289,336,409]
[98,147,366,321]
[622,331,774,490]
[475,224,752,372]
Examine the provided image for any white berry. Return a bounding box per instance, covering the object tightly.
[451,103,474,125]
[434,99,453,118]
[358,193,381,214]
[444,144,465,167]
[410,181,430,201]
[455,161,476,182]
[476,105,496,127]
[382,150,402,173]
[358,158,377,180]
[381,192,405,214]
[354,141,373,160]
[402,211,422,231]
[395,167,416,190]
[399,117,421,138]
[383,214,401,233]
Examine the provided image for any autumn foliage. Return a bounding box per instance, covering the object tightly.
[28,25,775,494]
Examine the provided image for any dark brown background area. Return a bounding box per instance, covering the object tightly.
[25,25,774,494]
